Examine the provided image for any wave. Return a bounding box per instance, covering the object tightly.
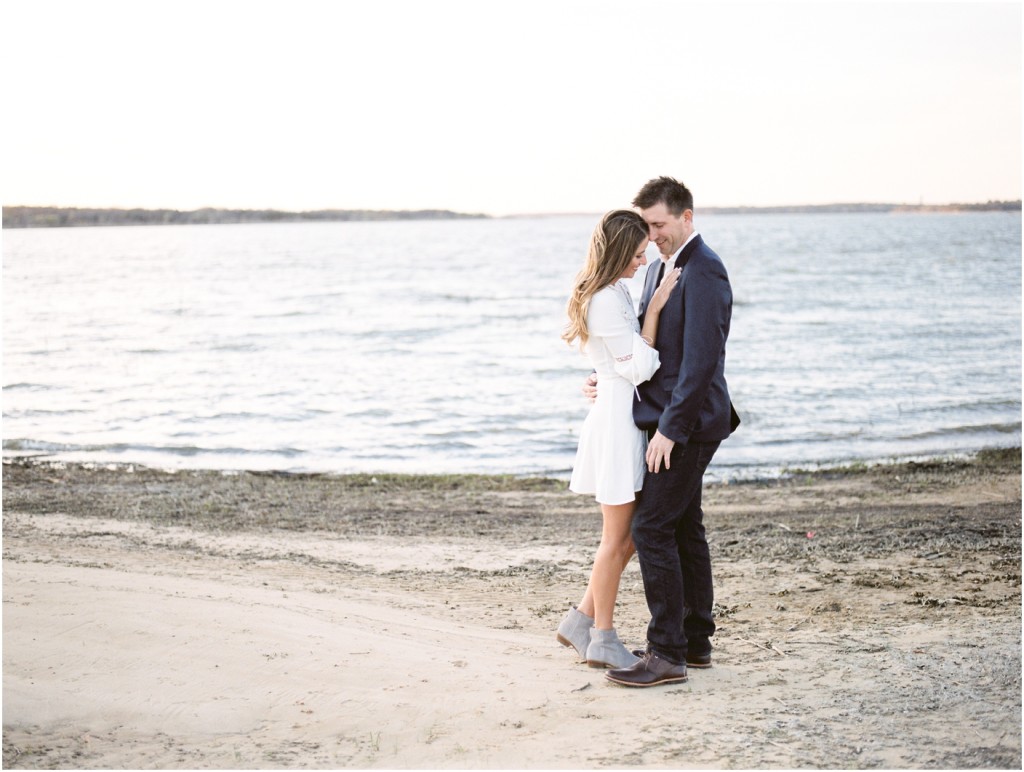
[401,440,479,451]
[210,343,267,353]
[251,310,317,319]
[345,408,393,419]
[897,422,1022,441]
[3,438,307,459]
[3,408,89,418]
[3,382,55,391]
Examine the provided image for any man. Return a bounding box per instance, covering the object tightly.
[605,176,739,687]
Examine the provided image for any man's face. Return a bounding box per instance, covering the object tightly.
[640,202,693,258]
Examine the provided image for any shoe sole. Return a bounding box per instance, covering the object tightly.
[604,673,688,687]
[588,656,644,669]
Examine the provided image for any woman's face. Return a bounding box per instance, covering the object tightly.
[619,238,650,280]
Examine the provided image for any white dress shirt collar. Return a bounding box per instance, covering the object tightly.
[662,230,700,264]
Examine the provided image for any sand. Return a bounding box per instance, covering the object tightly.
[2,450,1021,769]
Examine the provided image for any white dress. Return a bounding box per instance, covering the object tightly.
[569,281,660,505]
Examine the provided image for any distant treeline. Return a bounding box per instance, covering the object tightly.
[3,201,1020,229]
[702,201,1022,215]
[2,206,490,229]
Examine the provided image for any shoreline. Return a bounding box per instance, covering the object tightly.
[3,443,1020,487]
[3,448,1020,768]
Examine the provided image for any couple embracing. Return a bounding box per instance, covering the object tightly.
[557,176,739,688]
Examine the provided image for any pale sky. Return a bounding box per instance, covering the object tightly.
[3,0,1021,215]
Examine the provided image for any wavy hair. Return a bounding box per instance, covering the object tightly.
[562,209,648,350]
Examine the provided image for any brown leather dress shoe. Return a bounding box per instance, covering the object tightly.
[605,650,688,687]
[631,648,712,669]
[686,652,713,669]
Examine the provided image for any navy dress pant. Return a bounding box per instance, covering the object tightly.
[631,438,720,665]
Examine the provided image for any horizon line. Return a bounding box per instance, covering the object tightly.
[4,199,1022,218]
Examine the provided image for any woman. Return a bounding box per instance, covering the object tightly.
[556,209,680,669]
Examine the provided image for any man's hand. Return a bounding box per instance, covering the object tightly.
[646,430,676,473]
[582,373,598,403]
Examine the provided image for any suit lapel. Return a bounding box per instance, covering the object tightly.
[640,235,704,317]
[638,259,663,319]
[675,234,703,271]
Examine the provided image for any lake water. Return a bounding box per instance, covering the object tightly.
[3,212,1020,480]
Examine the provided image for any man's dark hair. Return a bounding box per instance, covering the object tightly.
[632,176,694,216]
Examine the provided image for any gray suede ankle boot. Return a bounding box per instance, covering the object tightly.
[586,627,640,669]
[556,606,594,660]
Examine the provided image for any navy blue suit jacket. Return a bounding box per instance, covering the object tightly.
[634,234,739,445]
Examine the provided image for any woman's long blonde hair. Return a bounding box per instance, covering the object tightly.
[562,209,648,350]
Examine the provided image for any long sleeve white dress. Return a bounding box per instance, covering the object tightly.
[569,281,661,505]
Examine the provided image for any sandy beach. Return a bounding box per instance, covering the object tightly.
[3,449,1021,769]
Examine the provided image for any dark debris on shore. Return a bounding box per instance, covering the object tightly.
[3,449,1020,566]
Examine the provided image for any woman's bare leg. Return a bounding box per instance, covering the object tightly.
[576,501,636,629]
